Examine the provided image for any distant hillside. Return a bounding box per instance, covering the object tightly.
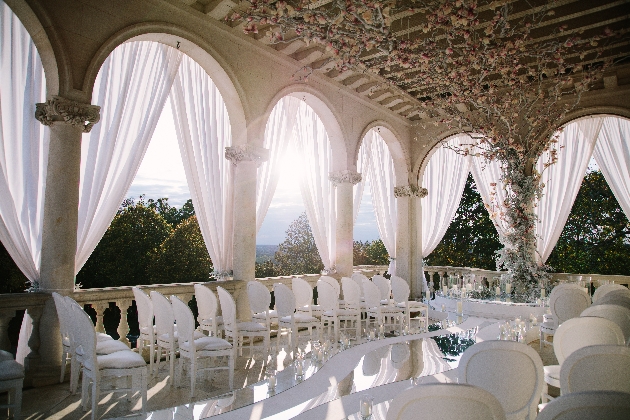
[256,245,278,264]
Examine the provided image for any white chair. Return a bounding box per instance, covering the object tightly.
[132,287,156,374]
[386,383,506,420]
[63,296,130,394]
[391,275,428,332]
[596,293,630,311]
[540,284,591,349]
[52,292,74,384]
[351,272,368,295]
[292,277,323,318]
[373,274,392,304]
[0,350,23,419]
[592,283,630,303]
[560,344,630,395]
[318,279,361,342]
[542,316,625,404]
[217,286,270,358]
[363,279,404,333]
[340,277,362,339]
[459,340,544,420]
[247,280,277,334]
[194,284,224,337]
[69,300,147,420]
[274,283,318,351]
[171,295,234,397]
[151,291,179,383]
[581,304,630,344]
[536,391,630,420]
[319,276,346,308]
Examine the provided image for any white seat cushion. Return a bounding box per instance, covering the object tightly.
[180,336,232,352]
[396,301,427,309]
[200,316,223,326]
[95,350,147,370]
[0,360,24,380]
[252,310,278,321]
[370,306,403,314]
[96,339,131,355]
[97,332,114,342]
[236,321,267,332]
[0,350,14,363]
[158,330,203,342]
[279,314,319,323]
[139,325,156,336]
[322,309,361,317]
[544,364,561,387]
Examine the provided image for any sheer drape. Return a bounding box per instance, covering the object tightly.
[353,136,371,224]
[363,130,398,274]
[170,55,233,275]
[421,135,471,257]
[76,41,182,273]
[256,96,299,232]
[294,101,336,272]
[0,1,48,282]
[470,156,509,240]
[535,117,603,263]
[593,117,630,219]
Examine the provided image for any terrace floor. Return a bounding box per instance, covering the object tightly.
[4,321,560,420]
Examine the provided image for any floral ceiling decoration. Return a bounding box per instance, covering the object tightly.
[230,0,628,302]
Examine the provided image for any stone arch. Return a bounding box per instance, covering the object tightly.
[261,84,348,172]
[356,121,409,187]
[415,130,475,186]
[82,23,247,146]
[4,0,60,97]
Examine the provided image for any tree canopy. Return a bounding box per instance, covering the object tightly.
[273,212,324,276]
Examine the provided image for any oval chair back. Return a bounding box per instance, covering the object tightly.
[372,275,391,302]
[535,391,630,420]
[247,280,272,315]
[292,277,314,309]
[341,277,361,309]
[171,296,195,345]
[133,287,153,334]
[274,283,296,318]
[560,344,630,395]
[150,291,175,340]
[549,284,591,327]
[554,316,624,365]
[385,383,506,420]
[319,276,340,297]
[316,280,338,312]
[391,276,411,304]
[194,284,219,323]
[362,279,382,310]
[459,340,544,420]
[217,287,237,335]
[351,272,368,297]
[581,304,630,344]
[596,294,630,311]
[593,284,630,303]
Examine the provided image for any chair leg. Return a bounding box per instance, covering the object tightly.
[169,347,175,386]
[70,356,80,394]
[176,355,183,388]
[127,375,133,401]
[149,339,155,376]
[141,369,147,416]
[81,373,89,411]
[228,352,234,390]
[60,350,68,383]
[91,377,99,420]
[11,382,22,419]
[155,344,162,376]
[190,357,196,398]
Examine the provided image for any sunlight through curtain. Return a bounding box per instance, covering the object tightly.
[470,156,509,241]
[421,135,471,257]
[0,1,48,282]
[76,41,182,274]
[593,116,630,220]
[362,130,397,274]
[535,117,603,263]
[353,133,372,224]
[256,96,300,232]
[294,101,336,272]
[170,55,233,275]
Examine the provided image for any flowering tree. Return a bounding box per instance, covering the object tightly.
[233,0,627,301]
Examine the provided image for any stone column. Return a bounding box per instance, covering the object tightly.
[34,96,100,386]
[225,144,268,320]
[394,184,428,298]
[329,170,362,277]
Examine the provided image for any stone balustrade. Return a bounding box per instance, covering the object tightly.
[0,265,388,386]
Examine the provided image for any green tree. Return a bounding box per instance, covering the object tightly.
[149,216,212,284]
[425,174,502,270]
[147,198,195,228]
[547,170,630,275]
[364,239,390,265]
[255,260,279,278]
[353,241,369,265]
[274,212,323,275]
[0,241,29,294]
[77,197,173,288]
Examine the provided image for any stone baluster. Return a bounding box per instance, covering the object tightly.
[425,270,436,291]
[93,302,108,333]
[0,310,16,351]
[437,270,446,290]
[116,299,132,347]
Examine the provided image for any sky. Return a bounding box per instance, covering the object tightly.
[126,103,381,245]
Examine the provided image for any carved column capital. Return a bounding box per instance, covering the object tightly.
[35,96,101,133]
[225,144,269,166]
[394,185,428,198]
[328,170,362,187]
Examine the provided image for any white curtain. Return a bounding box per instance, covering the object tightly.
[294,101,336,272]
[593,117,630,219]
[535,117,603,263]
[470,156,509,241]
[170,54,233,275]
[420,135,471,257]
[0,1,48,283]
[256,96,299,232]
[76,41,182,273]
[353,135,372,224]
[363,130,398,274]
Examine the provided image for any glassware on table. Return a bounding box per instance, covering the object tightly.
[266,368,277,391]
[359,395,374,419]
